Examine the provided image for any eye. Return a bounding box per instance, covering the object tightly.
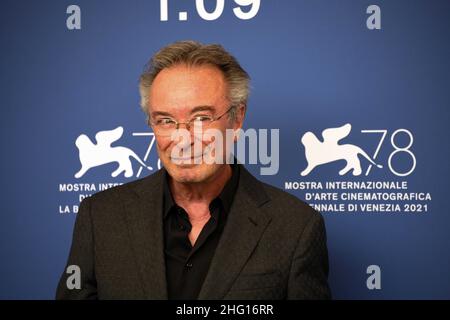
[192,115,212,122]
[155,118,176,126]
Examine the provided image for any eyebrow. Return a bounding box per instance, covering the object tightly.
[150,105,216,118]
[150,110,172,117]
[190,105,215,114]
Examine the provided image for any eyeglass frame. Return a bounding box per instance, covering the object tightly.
[147,105,236,135]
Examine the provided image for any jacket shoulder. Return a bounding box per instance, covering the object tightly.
[85,169,163,204]
[258,179,321,225]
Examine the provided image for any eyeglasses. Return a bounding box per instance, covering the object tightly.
[147,105,235,137]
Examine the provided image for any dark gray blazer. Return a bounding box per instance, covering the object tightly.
[56,165,331,299]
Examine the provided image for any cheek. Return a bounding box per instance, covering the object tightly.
[155,137,172,154]
[205,128,233,147]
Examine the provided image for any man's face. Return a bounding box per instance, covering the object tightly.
[148,64,244,184]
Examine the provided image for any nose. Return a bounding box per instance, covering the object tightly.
[176,121,191,131]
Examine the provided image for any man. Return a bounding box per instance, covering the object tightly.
[56,40,331,299]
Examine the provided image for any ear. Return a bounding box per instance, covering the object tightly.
[231,104,246,142]
[232,104,246,131]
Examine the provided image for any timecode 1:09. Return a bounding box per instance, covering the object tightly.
[160,0,260,21]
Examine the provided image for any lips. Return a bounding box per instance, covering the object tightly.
[171,154,203,161]
[170,144,213,162]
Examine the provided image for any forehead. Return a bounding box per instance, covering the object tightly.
[149,64,227,113]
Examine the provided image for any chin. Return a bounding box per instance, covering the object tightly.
[164,161,221,184]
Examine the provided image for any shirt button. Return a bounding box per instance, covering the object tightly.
[186,262,193,268]
[179,225,186,231]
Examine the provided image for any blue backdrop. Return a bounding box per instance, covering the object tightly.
[1,0,449,299]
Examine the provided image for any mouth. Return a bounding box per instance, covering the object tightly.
[170,154,203,162]
[170,145,213,163]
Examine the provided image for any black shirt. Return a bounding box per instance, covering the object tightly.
[163,164,240,300]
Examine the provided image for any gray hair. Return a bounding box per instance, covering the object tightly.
[139,40,250,121]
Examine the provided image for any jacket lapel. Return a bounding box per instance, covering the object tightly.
[198,166,272,299]
[122,165,272,300]
[123,169,168,299]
